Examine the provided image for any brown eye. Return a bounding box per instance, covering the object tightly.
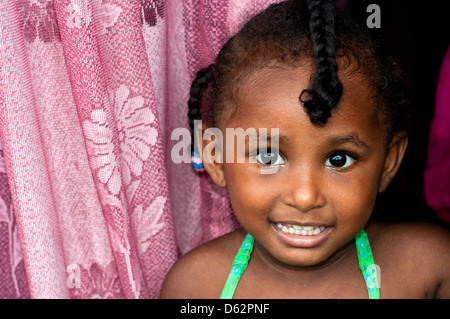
[326,151,355,169]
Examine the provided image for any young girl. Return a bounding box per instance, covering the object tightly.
[160,0,450,299]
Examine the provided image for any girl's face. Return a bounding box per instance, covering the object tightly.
[203,61,407,269]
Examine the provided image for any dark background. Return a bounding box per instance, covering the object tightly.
[343,0,449,229]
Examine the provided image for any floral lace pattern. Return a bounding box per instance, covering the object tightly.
[140,0,164,26]
[0,0,279,298]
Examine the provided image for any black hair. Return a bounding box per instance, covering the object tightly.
[188,0,410,147]
[300,0,343,124]
[187,65,212,148]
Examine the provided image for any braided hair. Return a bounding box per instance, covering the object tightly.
[188,0,410,148]
[187,65,212,150]
[300,0,343,124]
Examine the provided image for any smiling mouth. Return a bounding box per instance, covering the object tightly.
[276,223,326,236]
[272,222,332,248]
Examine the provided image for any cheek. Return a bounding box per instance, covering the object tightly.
[224,164,275,221]
[328,170,380,224]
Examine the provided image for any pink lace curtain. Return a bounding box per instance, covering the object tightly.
[0,0,280,299]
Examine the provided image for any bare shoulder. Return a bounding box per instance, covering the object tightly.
[159,228,247,299]
[367,220,450,298]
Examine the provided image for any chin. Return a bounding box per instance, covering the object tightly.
[281,251,333,268]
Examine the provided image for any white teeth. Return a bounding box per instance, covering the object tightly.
[276,223,327,236]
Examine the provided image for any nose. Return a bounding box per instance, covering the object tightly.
[282,167,326,213]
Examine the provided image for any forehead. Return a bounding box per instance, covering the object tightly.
[224,62,382,143]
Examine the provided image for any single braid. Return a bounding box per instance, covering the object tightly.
[300,0,343,124]
[188,65,212,146]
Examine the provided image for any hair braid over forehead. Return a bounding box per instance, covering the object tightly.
[300,0,343,124]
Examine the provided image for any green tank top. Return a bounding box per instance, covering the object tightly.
[220,229,380,299]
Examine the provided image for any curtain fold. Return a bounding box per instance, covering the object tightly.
[424,46,450,225]
[0,0,279,299]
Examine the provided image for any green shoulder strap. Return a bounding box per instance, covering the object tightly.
[355,229,380,299]
[220,233,254,299]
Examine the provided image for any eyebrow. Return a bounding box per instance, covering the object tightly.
[244,131,369,149]
[246,133,288,144]
[327,133,369,149]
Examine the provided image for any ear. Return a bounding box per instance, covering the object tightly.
[378,132,408,193]
[195,123,227,188]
